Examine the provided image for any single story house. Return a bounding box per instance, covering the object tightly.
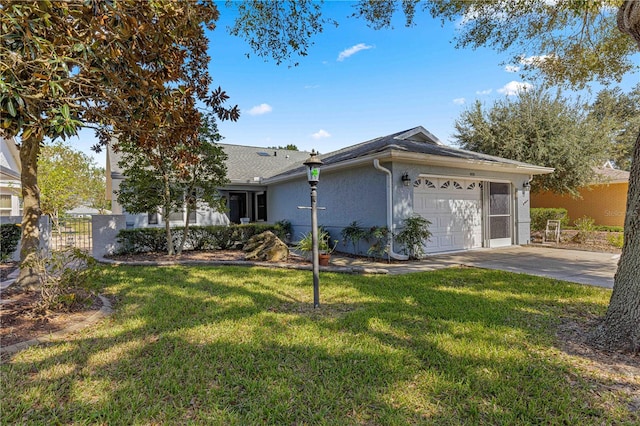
[0,135,22,218]
[107,126,553,256]
[531,163,629,227]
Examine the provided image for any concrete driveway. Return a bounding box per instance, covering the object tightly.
[410,246,619,288]
[331,245,619,288]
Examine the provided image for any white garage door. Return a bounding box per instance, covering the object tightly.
[413,177,483,253]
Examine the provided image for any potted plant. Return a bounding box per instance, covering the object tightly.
[295,228,338,265]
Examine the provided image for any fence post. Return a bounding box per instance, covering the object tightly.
[92,215,127,259]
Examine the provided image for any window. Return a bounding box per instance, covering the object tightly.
[0,195,12,217]
[256,192,267,221]
[148,212,159,225]
[188,209,197,224]
[168,209,184,222]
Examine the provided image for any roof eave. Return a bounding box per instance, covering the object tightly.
[264,149,553,185]
[388,151,554,175]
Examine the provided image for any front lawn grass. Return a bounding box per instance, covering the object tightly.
[2,265,636,424]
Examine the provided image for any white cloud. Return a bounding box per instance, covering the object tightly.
[453,98,466,105]
[304,84,320,89]
[476,89,492,95]
[498,81,533,96]
[519,55,552,66]
[504,65,520,73]
[247,103,273,116]
[337,43,374,61]
[311,129,331,139]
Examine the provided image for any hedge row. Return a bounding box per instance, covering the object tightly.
[530,208,569,232]
[1,223,21,259]
[116,223,288,254]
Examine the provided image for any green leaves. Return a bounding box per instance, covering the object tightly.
[454,88,611,195]
[38,140,104,223]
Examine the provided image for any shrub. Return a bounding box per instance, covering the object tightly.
[595,225,624,232]
[24,248,100,313]
[607,233,624,248]
[116,228,168,254]
[274,220,292,242]
[295,228,337,255]
[530,208,569,232]
[366,226,389,259]
[395,215,432,260]
[572,216,596,243]
[115,224,284,254]
[341,221,367,254]
[1,223,21,260]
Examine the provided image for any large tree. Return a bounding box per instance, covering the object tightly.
[588,83,640,171]
[0,1,238,288]
[117,113,229,255]
[454,88,610,196]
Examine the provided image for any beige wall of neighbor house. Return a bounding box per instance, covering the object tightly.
[531,180,628,227]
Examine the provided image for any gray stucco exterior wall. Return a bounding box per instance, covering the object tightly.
[92,215,127,258]
[267,163,388,253]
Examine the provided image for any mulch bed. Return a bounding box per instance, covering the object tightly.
[105,249,307,263]
[1,286,102,350]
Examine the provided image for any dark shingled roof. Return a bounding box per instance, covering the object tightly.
[268,126,550,181]
[108,143,310,182]
[220,144,310,182]
[108,126,552,184]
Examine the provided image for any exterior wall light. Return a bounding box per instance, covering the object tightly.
[523,180,531,191]
[401,172,411,187]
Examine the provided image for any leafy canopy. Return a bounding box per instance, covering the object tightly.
[116,113,229,255]
[454,88,610,195]
[588,83,640,171]
[38,141,106,222]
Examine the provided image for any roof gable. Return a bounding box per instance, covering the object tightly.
[394,126,443,145]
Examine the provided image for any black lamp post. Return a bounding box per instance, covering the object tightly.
[303,150,323,308]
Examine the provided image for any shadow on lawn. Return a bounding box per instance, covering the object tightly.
[2,265,634,424]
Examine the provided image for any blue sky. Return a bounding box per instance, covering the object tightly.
[72,1,638,167]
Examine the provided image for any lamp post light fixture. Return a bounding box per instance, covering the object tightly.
[303,150,323,308]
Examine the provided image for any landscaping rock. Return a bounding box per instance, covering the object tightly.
[243,231,289,262]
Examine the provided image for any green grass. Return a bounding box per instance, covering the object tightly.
[2,265,636,425]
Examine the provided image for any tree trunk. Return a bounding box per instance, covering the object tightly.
[590,129,640,353]
[163,172,175,256]
[589,0,640,353]
[16,134,43,290]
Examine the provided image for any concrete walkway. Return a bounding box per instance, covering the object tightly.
[331,245,619,288]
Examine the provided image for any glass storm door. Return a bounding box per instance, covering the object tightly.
[488,182,512,247]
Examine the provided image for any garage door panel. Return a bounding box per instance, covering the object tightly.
[413,178,482,253]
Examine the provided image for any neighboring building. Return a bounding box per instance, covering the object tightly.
[107,126,553,255]
[67,206,113,217]
[531,163,629,227]
[0,135,22,218]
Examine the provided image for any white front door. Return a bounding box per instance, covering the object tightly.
[413,177,483,253]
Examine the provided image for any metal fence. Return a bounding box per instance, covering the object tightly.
[50,217,92,252]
